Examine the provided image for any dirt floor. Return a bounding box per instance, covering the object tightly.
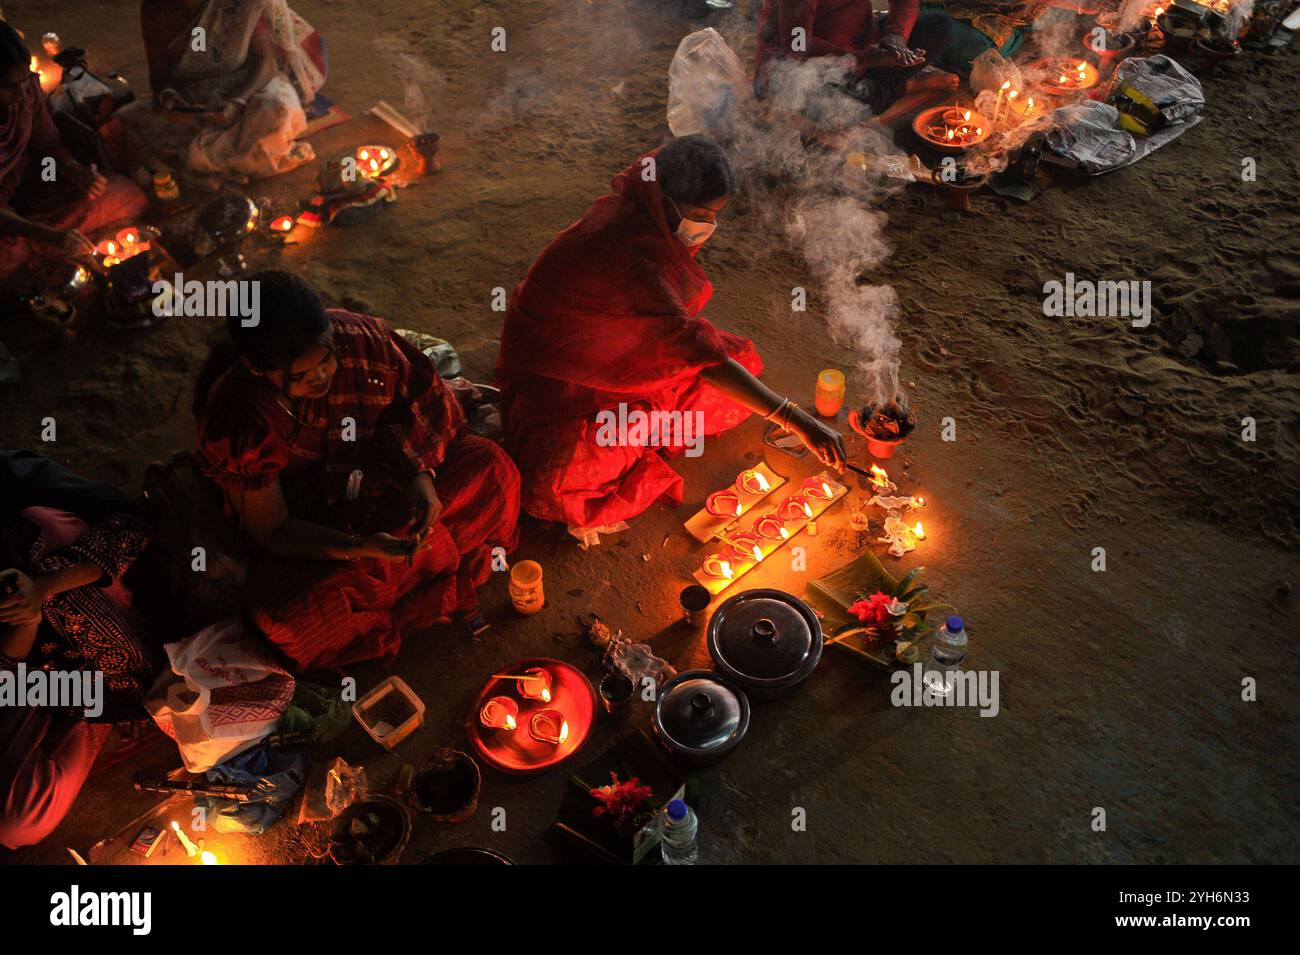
[1,0,1298,864]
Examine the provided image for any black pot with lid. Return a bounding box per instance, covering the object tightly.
[707,588,823,699]
[653,669,750,767]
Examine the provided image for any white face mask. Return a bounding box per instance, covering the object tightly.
[671,199,717,248]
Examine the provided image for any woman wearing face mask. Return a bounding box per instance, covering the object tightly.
[193,271,520,671]
[496,134,845,537]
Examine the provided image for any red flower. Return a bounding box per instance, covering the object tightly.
[848,592,893,627]
[590,772,654,827]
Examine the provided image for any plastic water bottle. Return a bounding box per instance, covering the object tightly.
[930,615,968,696]
[659,799,699,865]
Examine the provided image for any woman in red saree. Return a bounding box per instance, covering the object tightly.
[194,272,520,671]
[0,22,147,280]
[496,135,845,534]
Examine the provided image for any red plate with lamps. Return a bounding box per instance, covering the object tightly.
[467,657,596,775]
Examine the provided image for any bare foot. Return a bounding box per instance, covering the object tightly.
[904,67,960,96]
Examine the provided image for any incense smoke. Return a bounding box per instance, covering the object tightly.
[1224,0,1255,37]
[668,30,910,407]
[1116,0,1151,34]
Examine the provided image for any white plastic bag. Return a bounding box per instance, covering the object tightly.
[969,49,1022,93]
[667,27,748,137]
[145,619,296,772]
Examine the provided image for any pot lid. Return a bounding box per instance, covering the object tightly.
[654,670,749,756]
[707,589,822,688]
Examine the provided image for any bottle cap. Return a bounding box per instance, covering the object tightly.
[946,616,965,634]
[667,799,688,821]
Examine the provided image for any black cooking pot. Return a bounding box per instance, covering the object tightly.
[653,669,750,768]
[707,588,823,700]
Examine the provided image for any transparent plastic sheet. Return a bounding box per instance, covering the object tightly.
[1045,96,1204,175]
[568,521,630,549]
[968,48,1023,93]
[1113,54,1205,125]
[604,637,676,688]
[666,27,750,137]
[1046,101,1139,173]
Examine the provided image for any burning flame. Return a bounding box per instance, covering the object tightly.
[915,496,927,507]
[779,527,789,540]
[755,472,771,492]
[735,502,743,517]
[505,714,517,730]
[540,688,551,703]
[559,721,570,744]
[913,522,926,540]
[200,851,219,865]
[1008,90,1019,101]
[1000,80,1011,91]
[869,464,891,488]
[821,482,832,497]
[963,109,971,122]
[721,560,733,580]
[803,502,813,519]
[752,545,763,563]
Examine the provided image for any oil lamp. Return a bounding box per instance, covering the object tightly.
[528,709,569,745]
[518,667,552,703]
[30,55,62,94]
[355,145,398,179]
[724,532,763,565]
[479,696,519,731]
[703,554,734,579]
[802,478,835,500]
[753,513,787,540]
[705,489,742,517]
[778,495,810,521]
[736,469,771,495]
[269,214,295,233]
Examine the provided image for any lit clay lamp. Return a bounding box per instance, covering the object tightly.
[479,696,519,732]
[528,709,569,746]
[801,477,835,501]
[724,532,764,566]
[355,145,398,180]
[518,667,552,703]
[703,554,734,581]
[269,214,295,234]
[705,489,742,518]
[735,469,771,495]
[778,495,810,522]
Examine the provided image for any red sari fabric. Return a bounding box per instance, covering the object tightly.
[495,154,762,529]
[0,77,148,278]
[197,310,520,671]
[755,0,919,68]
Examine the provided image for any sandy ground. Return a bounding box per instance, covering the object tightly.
[1,0,1297,864]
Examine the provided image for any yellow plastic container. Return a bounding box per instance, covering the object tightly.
[508,560,545,615]
[814,368,845,417]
